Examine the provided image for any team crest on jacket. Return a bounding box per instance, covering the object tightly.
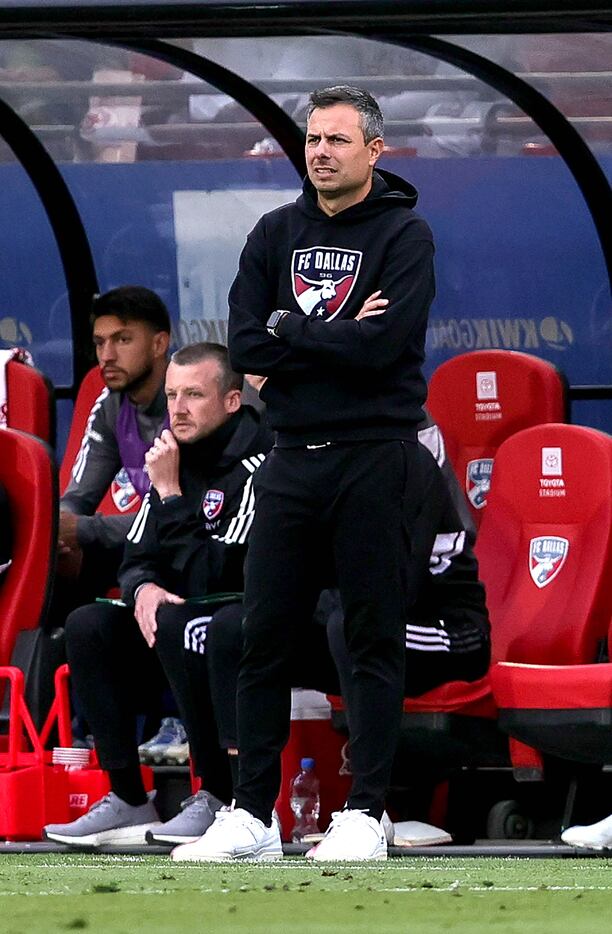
[292,247,362,321]
[529,536,569,588]
[202,489,224,520]
[111,468,140,513]
[466,458,494,509]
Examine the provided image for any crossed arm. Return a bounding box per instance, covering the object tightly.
[229,225,433,375]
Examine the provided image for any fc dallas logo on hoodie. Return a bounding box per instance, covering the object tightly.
[292,247,362,321]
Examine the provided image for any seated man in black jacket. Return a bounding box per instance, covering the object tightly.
[44,342,273,847]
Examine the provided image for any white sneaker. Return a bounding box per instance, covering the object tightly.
[306,808,393,858]
[561,814,612,850]
[311,809,388,861]
[170,807,283,862]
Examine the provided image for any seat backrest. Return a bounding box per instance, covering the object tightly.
[427,350,568,527]
[6,359,56,447]
[476,423,612,666]
[0,429,57,666]
[59,366,141,516]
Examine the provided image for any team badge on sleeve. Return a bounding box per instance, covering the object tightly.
[292,247,362,320]
[529,536,569,588]
[111,468,140,513]
[466,458,494,509]
[202,489,224,520]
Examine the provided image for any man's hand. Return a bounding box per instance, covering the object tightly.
[57,510,83,578]
[356,290,389,321]
[245,374,267,393]
[56,547,83,580]
[58,510,80,555]
[134,582,185,648]
[145,429,182,501]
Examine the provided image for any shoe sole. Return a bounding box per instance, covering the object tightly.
[145,830,199,846]
[312,852,388,861]
[565,841,609,851]
[312,841,388,862]
[171,848,283,863]
[44,822,163,848]
[140,744,188,764]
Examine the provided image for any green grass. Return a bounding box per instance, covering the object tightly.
[0,855,611,933]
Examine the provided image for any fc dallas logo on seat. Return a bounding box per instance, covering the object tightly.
[529,536,569,588]
[292,247,362,321]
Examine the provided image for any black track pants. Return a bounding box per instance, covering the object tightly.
[234,440,446,823]
[206,601,341,750]
[65,602,233,803]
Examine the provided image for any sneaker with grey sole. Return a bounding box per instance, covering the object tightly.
[44,791,161,847]
[146,790,225,845]
[171,807,283,862]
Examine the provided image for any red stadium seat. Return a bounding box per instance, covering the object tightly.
[427,351,568,527]
[60,365,141,516]
[0,429,57,668]
[483,424,612,764]
[329,424,612,833]
[5,358,55,446]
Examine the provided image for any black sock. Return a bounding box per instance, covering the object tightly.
[108,766,148,807]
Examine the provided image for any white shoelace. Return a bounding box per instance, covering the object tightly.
[325,809,371,836]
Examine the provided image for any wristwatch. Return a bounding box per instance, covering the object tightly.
[266,309,290,337]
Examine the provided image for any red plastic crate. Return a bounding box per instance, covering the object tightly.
[0,664,153,840]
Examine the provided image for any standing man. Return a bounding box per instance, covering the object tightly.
[173,85,440,863]
[58,286,170,599]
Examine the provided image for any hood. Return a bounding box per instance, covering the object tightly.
[298,168,418,223]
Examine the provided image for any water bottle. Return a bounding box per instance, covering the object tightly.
[289,757,321,842]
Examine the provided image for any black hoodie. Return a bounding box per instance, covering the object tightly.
[228,168,435,445]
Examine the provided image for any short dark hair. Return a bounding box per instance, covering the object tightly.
[91,286,171,334]
[171,342,243,395]
[307,85,384,143]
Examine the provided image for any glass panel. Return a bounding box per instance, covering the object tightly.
[0,38,269,164]
[181,36,514,159]
[442,34,612,157]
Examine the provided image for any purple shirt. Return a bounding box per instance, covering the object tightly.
[116,394,169,500]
